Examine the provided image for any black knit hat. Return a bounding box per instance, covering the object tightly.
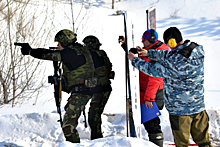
[163,27,183,44]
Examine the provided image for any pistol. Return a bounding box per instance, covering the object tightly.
[14,42,30,48]
[129,48,140,54]
[49,47,58,50]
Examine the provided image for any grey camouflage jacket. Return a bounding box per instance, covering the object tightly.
[131,40,205,116]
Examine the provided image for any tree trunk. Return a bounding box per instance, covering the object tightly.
[112,0,115,9]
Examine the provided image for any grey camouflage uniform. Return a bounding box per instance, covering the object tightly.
[131,40,205,116]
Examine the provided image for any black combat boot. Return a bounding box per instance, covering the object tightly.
[149,133,164,147]
[91,130,103,140]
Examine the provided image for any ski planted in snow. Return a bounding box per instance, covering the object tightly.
[118,10,141,138]
[121,11,136,137]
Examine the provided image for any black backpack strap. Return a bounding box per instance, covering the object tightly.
[151,41,163,49]
[178,42,199,58]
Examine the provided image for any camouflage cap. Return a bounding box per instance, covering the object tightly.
[82,35,102,50]
[54,29,77,47]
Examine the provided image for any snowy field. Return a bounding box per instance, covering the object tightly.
[0,0,220,146]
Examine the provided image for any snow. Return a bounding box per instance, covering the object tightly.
[1,0,220,146]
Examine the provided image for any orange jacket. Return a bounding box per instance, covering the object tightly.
[139,41,169,105]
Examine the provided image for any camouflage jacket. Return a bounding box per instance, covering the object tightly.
[131,40,205,116]
[30,43,112,93]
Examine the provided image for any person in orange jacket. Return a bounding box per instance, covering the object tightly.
[138,29,169,147]
[119,29,169,146]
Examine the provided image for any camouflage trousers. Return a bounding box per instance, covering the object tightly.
[88,91,111,140]
[62,90,111,143]
[169,110,212,147]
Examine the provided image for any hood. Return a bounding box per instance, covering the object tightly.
[177,40,204,65]
[178,40,204,58]
[189,44,204,59]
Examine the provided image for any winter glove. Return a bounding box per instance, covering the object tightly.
[20,43,32,55]
[118,36,125,43]
[108,71,115,79]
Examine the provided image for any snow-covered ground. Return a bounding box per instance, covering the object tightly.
[1,0,220,146]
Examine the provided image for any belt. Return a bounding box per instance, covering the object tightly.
[70,85,92,93]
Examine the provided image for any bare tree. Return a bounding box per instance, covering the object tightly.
[112,0,115,9]
[0,0,113,107]
[0,0,58,107]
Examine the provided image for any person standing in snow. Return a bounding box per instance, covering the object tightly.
[18,29,113,143]
[82,35,114,140]
[119,29,169,147]
[128,27,212,147]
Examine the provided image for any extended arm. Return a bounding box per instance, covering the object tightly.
[16,42,62,61]
[148,49,170,61]
[128,52,164,78]
[30,48,61,61]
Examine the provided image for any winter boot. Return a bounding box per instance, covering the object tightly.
[91,130,103,140]
[149,133,164,147]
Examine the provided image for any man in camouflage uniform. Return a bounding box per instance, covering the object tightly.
[19,30,113,143]
[82,35,114,140]
[83,35,114,139]
[128,27,212,147]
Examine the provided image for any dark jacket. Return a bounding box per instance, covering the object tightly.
[30,43,112,94]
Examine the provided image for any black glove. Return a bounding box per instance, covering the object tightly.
[21,43,32,55]
[118,36,125,43]
[108,71,115,79]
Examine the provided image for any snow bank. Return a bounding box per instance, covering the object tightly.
[0,108,220,147]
